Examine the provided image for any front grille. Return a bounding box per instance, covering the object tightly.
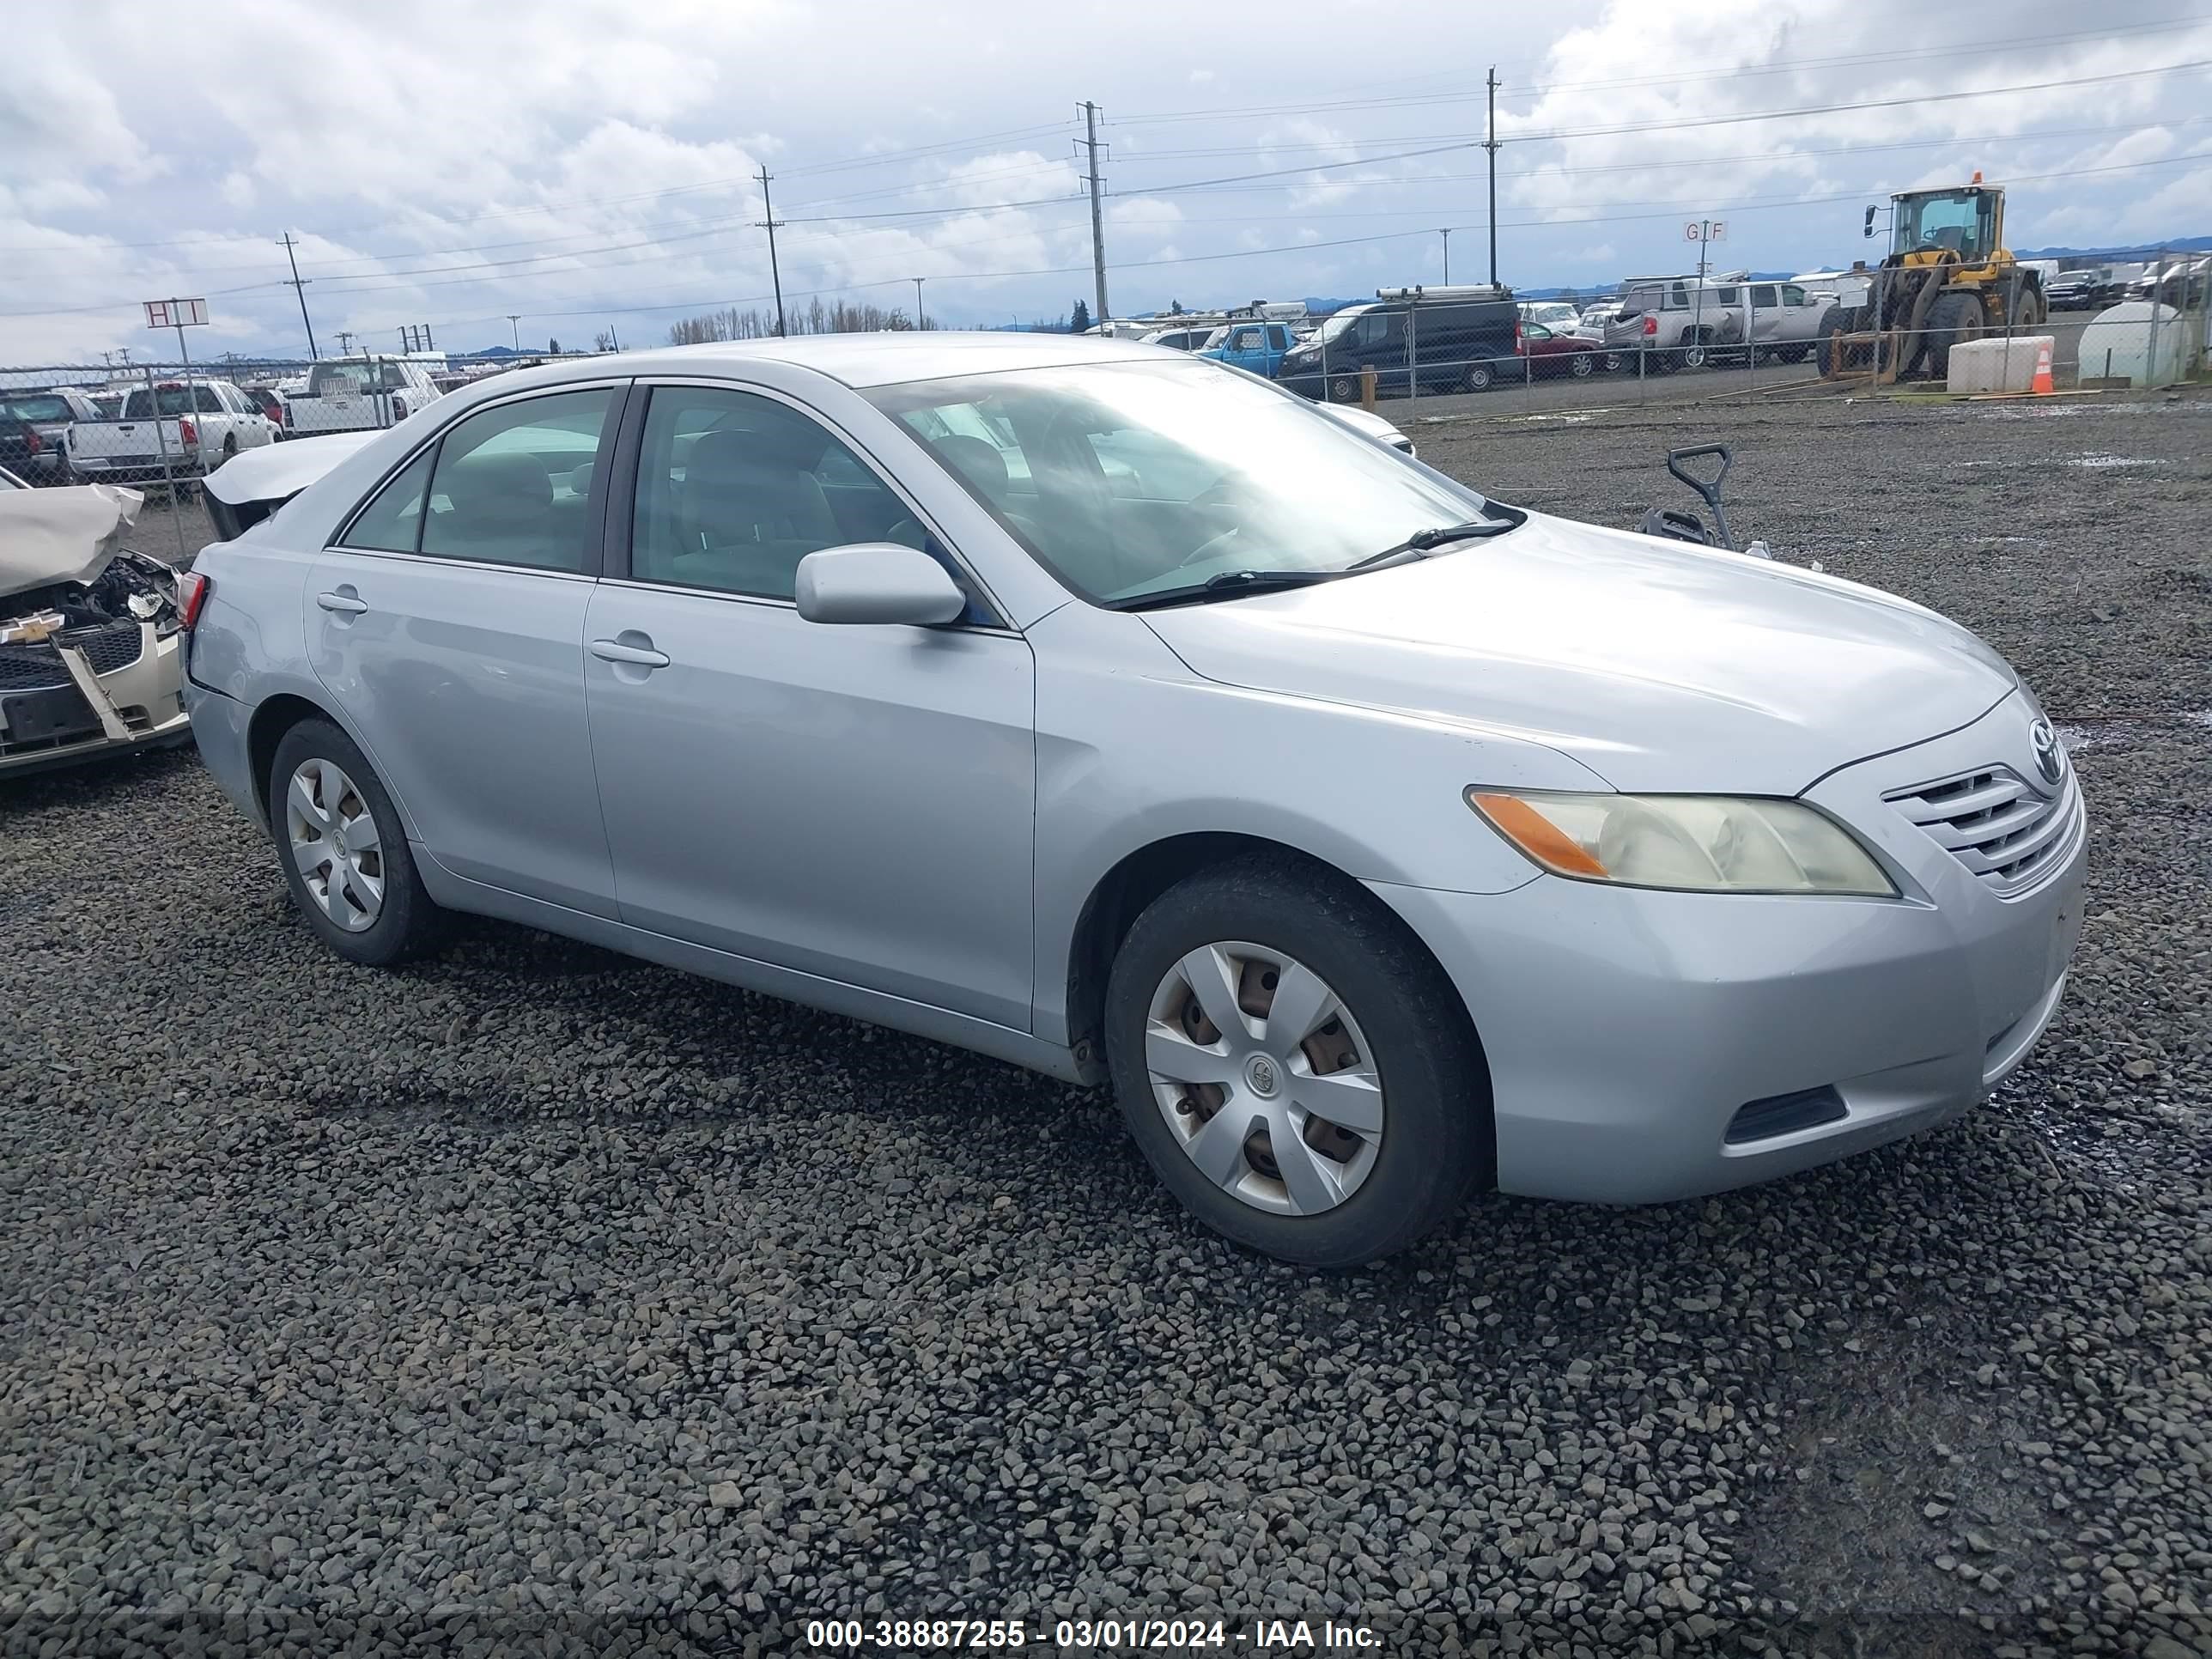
[1887,763,2081,896]
[1726,1085,1849,1145]
[0,646,69,690]
[59,619,145,676]
[0,621,143,690]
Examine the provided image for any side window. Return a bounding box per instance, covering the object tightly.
[1231,327,1262,350]
[339,447,435,553]
[630,386,899,602]
[413,387,614,571]
[1666,283,1690,310]
[1266,325,1289,349]
[1783,284,1808,307]
[1751,284,1779,307]
[194,386,226,413]
[1713,286,1741,305]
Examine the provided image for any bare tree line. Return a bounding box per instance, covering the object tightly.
[667,298,943,345]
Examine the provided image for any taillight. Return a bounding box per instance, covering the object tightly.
[1514,322,1525,354]
[178,417,198,447]
[176,569,211,631]
[1643,315,1657,337]
[25,429,41,454]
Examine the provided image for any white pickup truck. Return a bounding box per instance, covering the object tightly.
[286,356,443,435]
[64,380,277,484]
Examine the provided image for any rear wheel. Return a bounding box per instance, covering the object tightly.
[1463,361,1494,392]
[1568,352,1594,377]
[1104,859,1491,1267]
[1327,374,1358,404]
[269,718,446,967]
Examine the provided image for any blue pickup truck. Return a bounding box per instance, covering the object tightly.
[1200,319,1299,379]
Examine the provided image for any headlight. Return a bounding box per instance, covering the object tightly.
[1466,789,1896,896]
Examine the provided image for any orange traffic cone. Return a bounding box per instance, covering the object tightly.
[2031,337,2054,395]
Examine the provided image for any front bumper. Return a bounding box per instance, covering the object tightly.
[0,626,192,778]
[1370,692,2087,1204]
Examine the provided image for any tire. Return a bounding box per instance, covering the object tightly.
[217,435,238,471]
[1921,291,1984,380]
[1463,362,1494,392]
[1680,334,1709,370]
[268,717,446,967]
[1603,351,1627,373]
[2014,289,2045,331]
[1328,374,1358,404]
[1568,353,1594,378]
[1103,858,1491,1267]
[1778,344,1809,363]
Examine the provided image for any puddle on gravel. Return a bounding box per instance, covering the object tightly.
[2059,712,2212,752]
[2067,453,2167,469]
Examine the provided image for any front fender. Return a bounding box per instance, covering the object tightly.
[1027,602,1601,1042]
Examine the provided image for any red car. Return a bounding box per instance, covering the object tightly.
[1517,321,1606,379]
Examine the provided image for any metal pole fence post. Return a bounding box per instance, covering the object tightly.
[144,366,187,563]
[1407,307,1418,409]
[2147,248,2164,388]
[1746,289,1756,385]
[1320,319,1328,403]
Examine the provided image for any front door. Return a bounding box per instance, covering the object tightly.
[582,381,1037,1030]
[306,384,624,915]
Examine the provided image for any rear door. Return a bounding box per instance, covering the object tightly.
[581,379,1036,1028]
[305,382,628,916]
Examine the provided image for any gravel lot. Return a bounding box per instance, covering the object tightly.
[3,391,2209,1657]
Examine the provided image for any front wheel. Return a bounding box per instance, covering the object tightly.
[1104,859,1491,1267]
[1327,374,1358,404]
[1568,353,1595,377]
[269,718,447,967]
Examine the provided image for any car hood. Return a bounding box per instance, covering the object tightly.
[0,484,144,597]
[204,430,377,506]
[1138,511,2018,794]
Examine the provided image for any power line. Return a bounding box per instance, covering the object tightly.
[1114,15,2212,124]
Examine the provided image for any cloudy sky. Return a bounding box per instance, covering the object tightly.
[5,0,2208,363]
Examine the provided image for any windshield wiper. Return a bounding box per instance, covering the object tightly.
[1106,568,1342,612]
[1349,514,1522,571]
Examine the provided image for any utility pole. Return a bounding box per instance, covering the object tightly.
[1484,67,1501,286]
[757,167,788,337]
[1437,228,1452,285]
[280,232,319,359]
[913,276,926,331]
[506,314,522,350]
[1080,100,1109,331]
[335,329,355,356]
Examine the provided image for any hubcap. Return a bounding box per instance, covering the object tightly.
[1144,941,1383,1218]
[284,757,385,933]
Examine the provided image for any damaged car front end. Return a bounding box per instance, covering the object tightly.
[1,485,194,778]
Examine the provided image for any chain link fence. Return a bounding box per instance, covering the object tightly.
[1259,250,2211,423]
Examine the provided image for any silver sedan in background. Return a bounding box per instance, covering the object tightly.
[182,336,2084,1266]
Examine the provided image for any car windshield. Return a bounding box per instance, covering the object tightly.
[123,386,198,417]
[1316,307,1366,343]
[1893,190,1993,260]
[308,362,408,393]
[866,358,1490,607]
[4,395,73,422]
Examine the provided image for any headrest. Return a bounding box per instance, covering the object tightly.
[441,450,551,533]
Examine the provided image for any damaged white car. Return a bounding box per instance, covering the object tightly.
[0,485,197,777]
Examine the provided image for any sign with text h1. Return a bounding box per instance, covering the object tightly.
[143,298,210,329]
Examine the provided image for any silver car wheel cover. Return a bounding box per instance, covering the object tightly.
[1144,940,1384,1217]
[284,758,386,933]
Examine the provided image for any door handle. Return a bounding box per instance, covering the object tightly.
[316,590,369,615]
[589,638,670,668]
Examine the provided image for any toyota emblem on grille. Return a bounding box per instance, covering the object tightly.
[2029,720,2066,787]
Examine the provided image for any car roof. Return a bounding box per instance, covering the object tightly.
[449,332,1177,394]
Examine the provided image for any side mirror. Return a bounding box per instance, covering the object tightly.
[794,544,968,626]
[1863,205,1878,238]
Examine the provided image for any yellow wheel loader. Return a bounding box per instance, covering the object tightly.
[1820,174,2046,383]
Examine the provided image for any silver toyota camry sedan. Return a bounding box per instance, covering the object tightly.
[183,335,2085,1267]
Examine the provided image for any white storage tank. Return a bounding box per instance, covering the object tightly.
[1946,336,2051,395]
[2077,301,2202,387]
